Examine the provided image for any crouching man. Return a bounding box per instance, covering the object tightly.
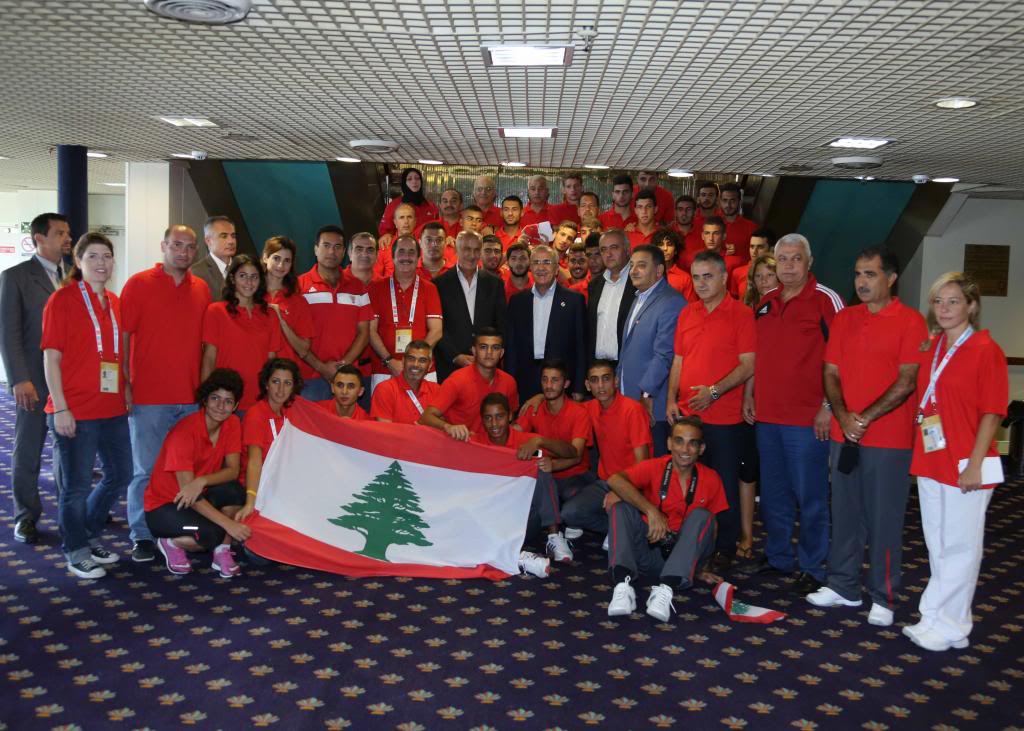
[606,416,728,621]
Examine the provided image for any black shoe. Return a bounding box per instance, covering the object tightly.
[753,558,790,575]
[707,550,733,573]
[131,540,156,563]
[791,572,823,595]
[14,519,38,544]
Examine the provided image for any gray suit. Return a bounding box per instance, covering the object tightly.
[0,256,56,524]
[190,254,226,302]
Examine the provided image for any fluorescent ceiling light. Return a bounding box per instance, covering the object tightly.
[667,169,693,178]
[104,182,126,187]
[584,164,609,170]
[499,127,555,139]
[0,156,8,160]
[483,45,573,67]
[86,151,109,158]
[933,176,960,183]
[502,161,527,167]
[934,97,977,109]
[855,175,876,181]
[418,159,443,166]
[171,153,196,159]
[828,137,891,150]
[158,116,218,127]
[335,157,360,163]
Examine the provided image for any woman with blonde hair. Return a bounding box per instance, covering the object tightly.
[905,272,1007,652]
[743,254,778,308]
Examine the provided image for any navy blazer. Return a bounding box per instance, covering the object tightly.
[504,284,587,401]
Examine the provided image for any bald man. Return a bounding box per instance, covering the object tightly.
[472,175,503,230]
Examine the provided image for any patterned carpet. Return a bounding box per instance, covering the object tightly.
[1,391,1022,730]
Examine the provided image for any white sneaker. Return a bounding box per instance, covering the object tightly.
[518,550,550,578]
[646,583,675,622]
[867,603,894,627]
[546,532,573,563]
[68,558,106,579]
[607,576,636,617]
[601,534,609,552]
[903,625,969,651]
[564,527,583,540]
[806,586,862,608]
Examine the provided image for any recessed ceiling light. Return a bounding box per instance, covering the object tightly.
[0,156,8,160]
[498,127,555,139]
[828,137,891,150]
[854,175,876,181]
[335,157,360,163]
[171,153,195,159]
[86,151,109,158]
[584,164,609,170]
[667,169,693,178]
[501,161,527,167]
[483,45,574,67]
[103,182,127,187]
[753,173,775,178]
[934,97,977,109]
[158,116,218,128]
[418,159,443,166]
[933,176,960,183]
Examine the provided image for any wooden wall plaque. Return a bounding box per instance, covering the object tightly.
[963,244,1010,297]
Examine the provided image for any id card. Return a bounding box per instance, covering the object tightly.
[920,414,947,453]
[395,328,413,354]
[100,361,119,393]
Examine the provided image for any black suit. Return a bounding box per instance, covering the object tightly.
[0,257,56,524]
[586,271,638,362]
[505,284,587,401]
[434,268,506,382]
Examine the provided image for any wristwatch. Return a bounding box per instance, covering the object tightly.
[382,356,392,367]
[709,384,720,401]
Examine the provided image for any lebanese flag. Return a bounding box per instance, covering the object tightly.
[244,399,536,579]
[713,581,787,624]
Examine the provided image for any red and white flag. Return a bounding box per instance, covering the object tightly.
[245,399,537,579]
[713,581,787,624]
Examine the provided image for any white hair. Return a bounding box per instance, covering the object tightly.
[774,233,812,258]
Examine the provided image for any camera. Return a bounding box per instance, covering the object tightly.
[912,174,930,184]
[191,150,208,161]
[657,531,679,558]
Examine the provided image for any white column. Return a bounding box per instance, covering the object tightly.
[123,161,171,285]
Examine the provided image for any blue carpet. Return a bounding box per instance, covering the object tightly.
[1,389,1022,730]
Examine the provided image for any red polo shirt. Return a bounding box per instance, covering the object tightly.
[502,271,533,303]
[518,398,593,478]
[429,364,519,434]
[496,226,524,250]
[682,247,742,277]
[317,400,371,420]
[202,302,284,410]
[378,198,440,237]
[724,216,758,261]
[143,410,241,511]
[632,185,675,225]
[548,202,581,225]
[568,276,590,302]
[41,284,126,420]
[480,205,503,230]
[417,261,452,280]
[521,204,556,228]
[622,459,728,532]
[729,263,750,299]
[368,275,442,375]
[584,394,653,479]
[824,299,928,448]
[267,288,315,375]
[297,267,373,380]
[673,295,755,425]
[910,330,1007,487]
[471,427,541,451]
[370,374,439,424]
[671,224,704,259]
[240,398,286,485]
[121,265,211,406]
[626,228,657,248]
[599,208,637,230]
[666,267,698,302]
[754,274,844,426]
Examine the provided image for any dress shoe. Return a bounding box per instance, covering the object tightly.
[707,550,733,573]
[790,572,823,595]
[753,558,790,575]
[14,519,38,544]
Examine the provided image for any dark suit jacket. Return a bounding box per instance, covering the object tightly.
[504,284,587,401]
[0,257,56,392]
[586,270,637,361]
[434,268,506,382]
[190,254,226,302]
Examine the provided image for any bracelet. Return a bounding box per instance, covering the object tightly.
[246,490,257,497]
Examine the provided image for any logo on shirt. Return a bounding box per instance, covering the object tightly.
[756,302,772,318]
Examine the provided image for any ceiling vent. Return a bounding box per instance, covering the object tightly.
[832,156,883,169]
[350,139,400,155]
[144,0,252,25]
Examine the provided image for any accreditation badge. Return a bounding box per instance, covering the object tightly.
[395,328,413,354]
[920,415,947,453]
[100,361,120,393]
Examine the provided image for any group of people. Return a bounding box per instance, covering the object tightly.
[0,168,1007,654]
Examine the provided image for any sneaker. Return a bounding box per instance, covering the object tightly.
[646,583,676,622]
[564,527,583,540]
[68,558,106,579]
[601,534,609,552]
[212,546,241,578]
[131,540,157,563]
[518,550,550,578]
[806,586,862,608]
[14,518,39,544]
[903,625,968,652]
[545,532,573,563]
[89,546,119,565]
[157,538,192,575]
[607,576,636,617]
[867,603,894,627]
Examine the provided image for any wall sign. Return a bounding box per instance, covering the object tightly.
[963,244,1010,297]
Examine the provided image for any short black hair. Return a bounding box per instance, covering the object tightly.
[506,242,530,258]
[473,326,503,346]
[675,194,696,207]
[332,363,364,385]
[856,246,900,276]
[463,205,483,216]
[635,189,657,206]
[196,368,244,407]
[587,359,616,377]
[702,215,726,231]
[480,392,511,415]
[584,232,602,250]
[580,191,600,207]
[539,358,569,379]
[611,174,633,188]
[502,195,523,207]
[391,234,420,259]
[751,227,777,245]
[30,212,67,240]
[719,182,742,195]
[481,234,503,247]
[671,414,705,440]
[257,357,304,405]
[697,180,720,194]
[632,244,665,268]
[316,225,345,244]
[653,227,683,253]
[421,221,445,235]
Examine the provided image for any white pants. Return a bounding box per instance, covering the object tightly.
[369,371,437,394]
[917,477,993,642]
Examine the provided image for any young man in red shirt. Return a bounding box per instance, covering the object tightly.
[418,222,451,280]
[693,180,720,229]
[600,174,637,230]
[420,327,518,439]
[605,416,729,621]
[719,182,758,263]
[548,173,583,225]
[560,360,653,537]
[809,248,928,627]
[565,243,591,297]
[480,234,505,278]
[584,233,606,282]
[682,216,742,275]
[652,227,696,302]
[551,220,579,265]
[298,226,372,402]
[626,190,659,247]
[370,339,438,424]
[633,170,675,225]
[502,244,533,303]
[672,195,704,259]
[729,228,775,299]
[667,250,756,574]
[318,364,371,420]
[496,196,525,250]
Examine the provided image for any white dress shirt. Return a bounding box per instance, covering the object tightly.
[34,254,61,289]
[594,264,631,360]
[457,267,478,325]
[531,283,556,359]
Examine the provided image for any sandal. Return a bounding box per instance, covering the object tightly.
[735,544,754,560]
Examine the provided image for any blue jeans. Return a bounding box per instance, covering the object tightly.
[756,422,830,580]
[49,414,133,563]
[127,403,197,542]
[302,377,332,402]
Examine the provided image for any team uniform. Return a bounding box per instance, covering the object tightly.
[519,398,595,511]
[240,398,288,485]
[599,208,637,230]
[723,216,758,261]
[428,364,518,435]
[317,400,371,420]
[370,374,439,424]
[633,185,675,225]
[266,288,315,374]
[367,275,442,390]
[202,302,283,411]
[378,198,440,237]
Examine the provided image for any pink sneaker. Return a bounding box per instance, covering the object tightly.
[157,538,192,575]
[212,546,240,578]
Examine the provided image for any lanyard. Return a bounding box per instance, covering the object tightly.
[918,327,973,412]
[78,281,119,359]
[405,388,425,415]
[659,461,698,511]
[390,276,420,327]
[269,418,279,440]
